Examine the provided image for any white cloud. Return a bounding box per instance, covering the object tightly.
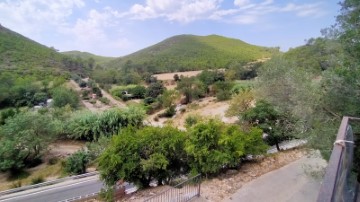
[234,0,250,7]
[62,8,131,56]
[128,0,221,23]
[0,0,84,39]
[125,0,325,24]
[212,0,325,24]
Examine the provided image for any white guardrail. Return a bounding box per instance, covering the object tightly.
[0,171,99,196]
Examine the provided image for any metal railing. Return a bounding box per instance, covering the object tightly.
[144,174,201,202]
[317,116,360,202]
[0,171,99,196]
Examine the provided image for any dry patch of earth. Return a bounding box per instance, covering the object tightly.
[153,71,202,81]
[146,97,237,129]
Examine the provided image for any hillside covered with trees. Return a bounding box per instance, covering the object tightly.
[62,51,115,67]
[108,34,277,73]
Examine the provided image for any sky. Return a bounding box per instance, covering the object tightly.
[0,0,341,57]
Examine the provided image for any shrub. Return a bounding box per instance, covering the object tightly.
[64,150,89,175]
[185,119,267,175]
[79,81,87,88]
[48,157,59,165]
[10,181,22,188]
[99,97,110,105]
[159,105,176,118]
[31,176,44,185]
[144,97,155,105]
[92,87,102,97]
[52,87,79,109]
[89,99,96,104]
[185,115,201,128]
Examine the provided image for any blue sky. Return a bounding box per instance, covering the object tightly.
[0,0,340,57]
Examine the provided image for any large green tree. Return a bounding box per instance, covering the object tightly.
[98,126,187,187]
[0,112,59,172]
[185,119,267,175]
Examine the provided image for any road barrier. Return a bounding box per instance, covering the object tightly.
[0,171,99,196]
[144,174,201,202]
[317,116,360,202]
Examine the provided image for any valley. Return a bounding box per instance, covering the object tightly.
[1,1,359,200]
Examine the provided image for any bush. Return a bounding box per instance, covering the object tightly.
[216,90,232,101]
[64,150,89,175]
[99,97,110,105]
[48,157,59,165]
[92,87,102,97]
[159,105,176,118]
[185,119,267,175]
[52,87,79,109]
[79,81,87,88]
[185,115,201,128]
[31,176,44,185]
[89,99,96,104]
[10,181,22,188]
[143,97,155,105]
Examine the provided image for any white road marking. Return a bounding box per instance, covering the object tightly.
[0,178,100,201]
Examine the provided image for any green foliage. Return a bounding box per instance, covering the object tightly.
[242,100,294,151]
[176,77,206,104]
[0,73,63,108]
[158,90,180,108]
[86,135,111,161]
[143,97,155,105]
[173,74,180,81]
[284,38,344,74]
[52,87,79,109]
[159,105,176,118]
[185,119,267,175]
[31,176,44,185]
[213,81,233,101]
[0,25,88,76]
[108,35,276,73]
[99,97,110,105]
[64,150,89,175]
[61,51,115,67]
[67,107,145,141]
[197,70,225,86]
[145,82,165,98]
[92,87,102,97]
[110,85,146,100]
[185,115,202,128]
[0,108,17,125]
[131,86,147,99]
[99,126,187,187]
[0,112,58,172]
[226,90,254,117]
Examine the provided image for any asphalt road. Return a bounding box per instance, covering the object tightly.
[0,176,103,202]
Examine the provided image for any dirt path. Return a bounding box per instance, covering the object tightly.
[67,80,126,112]
[100,88,126,108]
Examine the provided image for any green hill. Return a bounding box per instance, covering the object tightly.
[62,51,115,66]
[109,34,277,73]
[0,24,88,76]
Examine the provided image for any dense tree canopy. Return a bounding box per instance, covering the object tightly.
[0,112,59,172]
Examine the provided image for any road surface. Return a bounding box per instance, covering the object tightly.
[0,176,103,202]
